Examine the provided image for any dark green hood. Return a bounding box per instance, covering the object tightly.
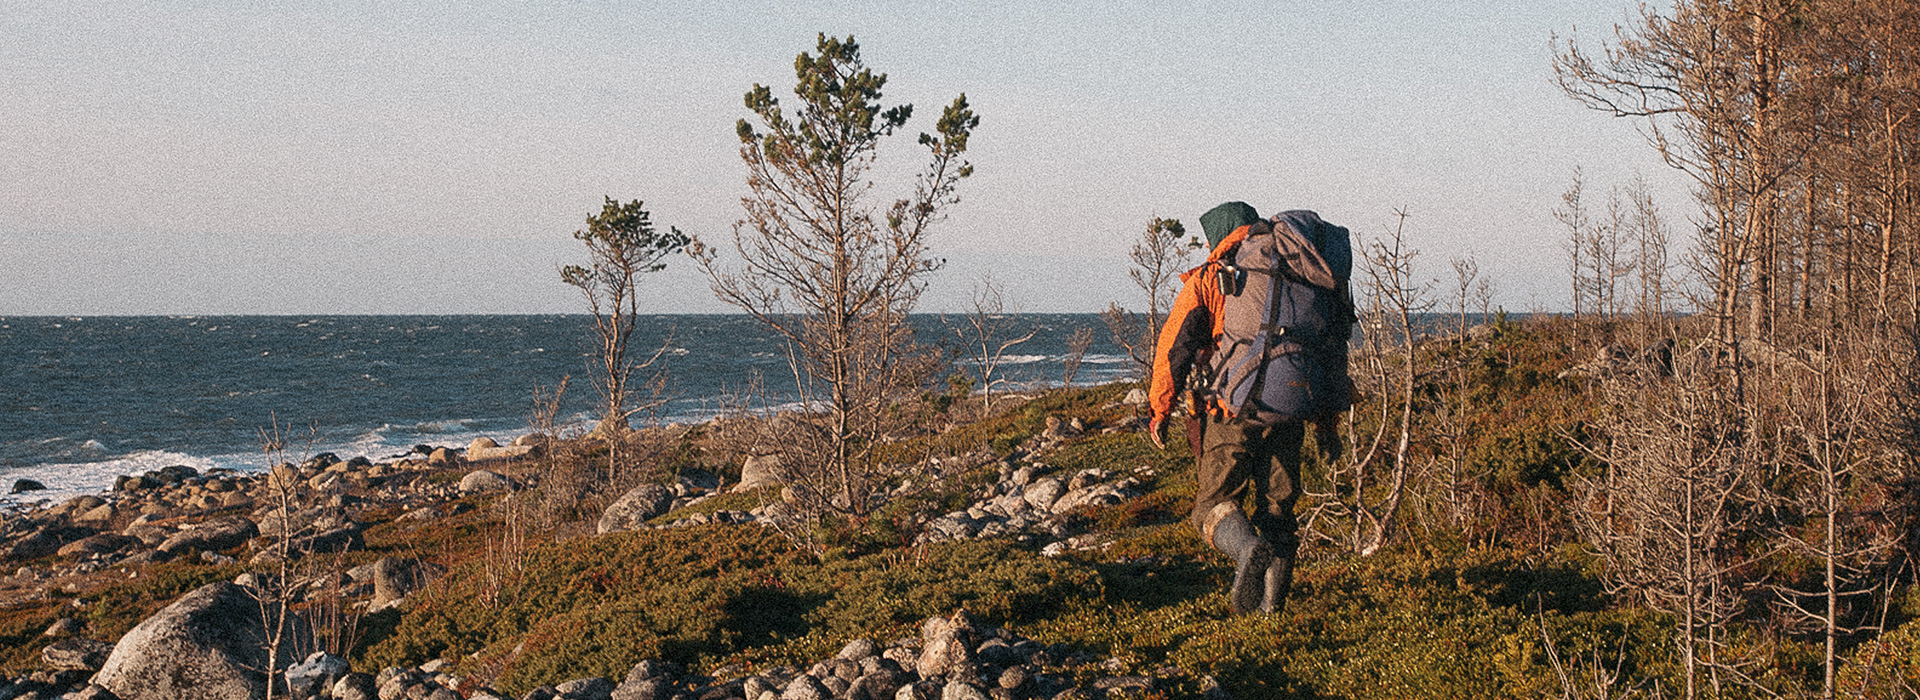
[1200,201,1260,250]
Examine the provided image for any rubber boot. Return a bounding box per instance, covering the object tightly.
[1209,510,1273,615]
[1261,555,1294,614]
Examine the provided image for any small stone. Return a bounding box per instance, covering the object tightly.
[41,637,113,670]
[781,675,829,700]
[941,680,990,700]
[459,470,513,495]
[42,617,81,637]
[334,673,378,700]
[996,667,1029,691]
[612,677,668,700]
[555,676,615,700]
[837,638,878,661]
[830,658,861,682]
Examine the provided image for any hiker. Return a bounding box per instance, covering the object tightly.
[1146,201,1355,615]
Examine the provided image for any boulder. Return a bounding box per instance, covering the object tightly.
[1021,477,1065,512]
[467,437,498,452]
[300,525,364,554]
[735,454,783,492]
[43,617,82,637]
[57,533,140,558]
[156,516,257,554]
[332,673,377,700]
[113,475,160,492]
[468,442,535,462]
[285,651,351,698]
[428,448,459,467]
[155,465,199,483]
[57,496,106,519]
[597,484,675,535]
[370,557,444,608]
[458,470,513,495]
[91,581,311,700]
[916,615,976,681]
[42,637,114,670]
[555,676,615,700]
[676,468,720,492]
[10,479,45,494]
[5,525,96,561]
[76,503,116,524]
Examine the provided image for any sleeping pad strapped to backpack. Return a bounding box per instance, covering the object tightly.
[1206,210,1355,424]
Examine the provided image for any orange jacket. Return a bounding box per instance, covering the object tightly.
[1147,225,1253,423]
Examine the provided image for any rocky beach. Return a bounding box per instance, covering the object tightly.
[0,386,1190,700]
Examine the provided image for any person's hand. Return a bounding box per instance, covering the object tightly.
[1148,416,1167,450]
[1314,419,1343,463]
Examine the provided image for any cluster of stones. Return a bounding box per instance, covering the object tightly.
[464,611,1152,700]
[31,581,1175,700]
[0,440,534,579]
[914,461,1144,548]
[596,409,1149,557]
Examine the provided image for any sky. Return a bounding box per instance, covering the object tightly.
[0,1,1691,315]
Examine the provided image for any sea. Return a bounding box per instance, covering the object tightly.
[0,315,1132,505]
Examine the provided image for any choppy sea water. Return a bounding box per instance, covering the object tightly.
[0,315,1129,504]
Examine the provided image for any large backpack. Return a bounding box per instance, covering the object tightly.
[1206,210,1354,423]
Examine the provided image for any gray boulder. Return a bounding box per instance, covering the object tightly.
[370,557,443,609]
[940,681,989,700]
[597,484,674,534]
[5,525,96,561]
[610,678,668,700]
[155,516,257,555]
[42,637,114,670]
[91,581,311,700]
[555,676,614,700]
[57,533,140,558]
[735,454,783,492]
[458,470,514,495]
[285,651,351,697]
[332,672,378,700]
[1021,478,1064,512]
[9,478,45,494]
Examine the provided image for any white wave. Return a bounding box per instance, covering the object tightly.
[0,450,223,507]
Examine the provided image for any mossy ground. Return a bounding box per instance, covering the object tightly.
[28,319,1920,698]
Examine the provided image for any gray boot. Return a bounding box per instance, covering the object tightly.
[1261,555,1294,614]
[1209,510,1273,615]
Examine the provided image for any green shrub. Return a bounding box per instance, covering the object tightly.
[364,527,1098,695]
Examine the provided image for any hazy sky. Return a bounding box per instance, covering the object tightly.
[0,1,1687,315]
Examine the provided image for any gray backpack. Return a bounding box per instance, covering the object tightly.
[1206,210,1354,423]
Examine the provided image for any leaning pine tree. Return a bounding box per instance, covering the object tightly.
[561,197,688,441]
[693,33,977,521]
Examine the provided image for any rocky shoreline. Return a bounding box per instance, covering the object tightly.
[0,389,1191,700]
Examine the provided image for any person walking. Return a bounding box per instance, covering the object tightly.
[1146,201,1354,615]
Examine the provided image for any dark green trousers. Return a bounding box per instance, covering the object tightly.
[1191,414,1303,556]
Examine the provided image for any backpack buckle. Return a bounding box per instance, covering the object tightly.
[1217,265,1245,296]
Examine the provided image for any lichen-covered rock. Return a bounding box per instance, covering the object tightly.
[91,581,311,700]
[42,637,113,670]
[155,516,256,555]
[458,469,514,494]
[597,483,674,534]
[370,557,443,609]
[736,454,783,492]
[285,651,351,697]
